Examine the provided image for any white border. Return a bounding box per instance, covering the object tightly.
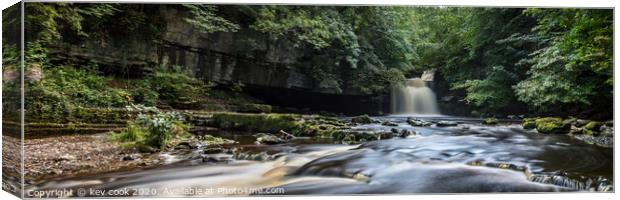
[1,1,618,200]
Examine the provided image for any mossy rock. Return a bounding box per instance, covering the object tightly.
[582,121,602,136]
[584,121,602,131]
[203,147,224,154]
[237,103,272,113]
[202,134,236,145]
[351,115,374,124]
[522,118,537,129]
[210,113,346,137]
[210,113,300,132]
[482,118,499,125]
[534,117,569,134]
[332,130,393,144]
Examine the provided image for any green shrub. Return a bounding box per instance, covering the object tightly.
[111,122,146,143]
[112,106,190,150]
[127,79,159,106]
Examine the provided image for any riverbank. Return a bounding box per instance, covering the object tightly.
[3,133,165,183]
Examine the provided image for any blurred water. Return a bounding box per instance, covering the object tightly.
[29,116,613,196]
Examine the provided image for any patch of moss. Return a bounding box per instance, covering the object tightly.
[237,103,272,113]
[210,113,300,132]
[522,118,537,129]
[483,118,499,125]
[583,121,602,131]
[202,134,236,145]
[534,117,568,134]
[582,121,602,136]
[210,113,347,137]
[332,130,393,144]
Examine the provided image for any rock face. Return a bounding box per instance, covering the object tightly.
[47,5,387,115]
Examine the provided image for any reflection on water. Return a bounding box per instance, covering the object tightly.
[29,116,613,196]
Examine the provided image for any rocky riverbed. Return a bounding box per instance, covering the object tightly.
[24,114,613,197]
[3,133,165,184]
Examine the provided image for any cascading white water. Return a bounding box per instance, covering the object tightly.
[391,78,440,115]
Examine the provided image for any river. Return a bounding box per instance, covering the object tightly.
[28,115,613,196]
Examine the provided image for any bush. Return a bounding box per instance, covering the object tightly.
[127,79,159,106]
[111,122,146,143]
[112,106,190,150]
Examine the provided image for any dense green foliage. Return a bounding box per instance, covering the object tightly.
[244,6,413,94]
[409,8,612,118]
[112,105,190,150]
[513,9,613,112]
[5,3,613,119]
[147,67,209,108]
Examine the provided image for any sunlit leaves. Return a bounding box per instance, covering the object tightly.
[183,5,239,34]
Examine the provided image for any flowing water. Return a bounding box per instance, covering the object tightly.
[28,116,613,196]
[391,78,440,115]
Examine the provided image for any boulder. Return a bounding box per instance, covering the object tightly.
[382,121,398,127]
[600,125,614,137]
[568,125,583,135]
[122,154,142,161]
[254,133,285,145]
[534,117,569,134]
[351,115,375,124]
[332,130,393,144]
[583,121,602,136]
[277,130,295,140]
[522,118,536,129]
[398,129,415,138]
[136,144,157,153]
[436,121,458,127]
[406,118,432,126]
[390,128,399,134]
[574,119,590,127]
[203,147,224,154]
[174,141,199,150]
[482,118,499,125]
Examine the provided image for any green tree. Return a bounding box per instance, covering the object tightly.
[514,9,613,112]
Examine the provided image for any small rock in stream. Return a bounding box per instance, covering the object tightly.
[254,133,285,145]
[203,147,224,154]
[382,121,398,126]
[436,121,458,127]
[398,129,414,138]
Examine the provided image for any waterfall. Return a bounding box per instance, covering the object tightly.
[390,78,440,115]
